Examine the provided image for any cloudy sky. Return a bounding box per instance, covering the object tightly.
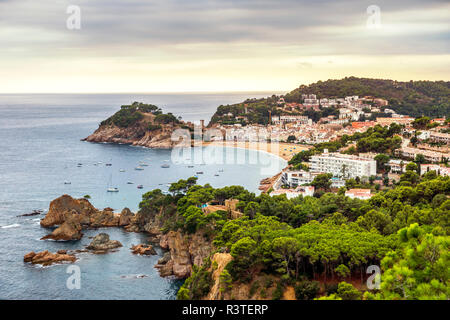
[0,0,448,93]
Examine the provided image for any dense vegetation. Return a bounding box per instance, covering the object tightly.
[209,97,281,126]
[285,77,450,118]
[100,101,179,128]
[137,167,449,300]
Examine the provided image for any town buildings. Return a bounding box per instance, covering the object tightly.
[309,150,377,179]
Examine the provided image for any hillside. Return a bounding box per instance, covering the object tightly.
[209,77,449,125]
[285,77,450,118]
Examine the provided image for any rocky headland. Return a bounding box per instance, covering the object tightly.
[82,102,193,149]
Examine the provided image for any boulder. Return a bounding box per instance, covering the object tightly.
[119,208,133,226]
[23,250,76,266]
[40,194,96,228]
[89,209,119,228]
[86,233,122,252]
[40,215,82,241]
[157,252,171,265]
[131,244,157,255]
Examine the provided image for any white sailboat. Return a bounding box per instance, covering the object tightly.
[107,173,119,192]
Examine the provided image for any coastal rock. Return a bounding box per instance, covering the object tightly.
[23,250,76,266]
[119,208,133,226]
[86,233,122,252]
[40,215,83,241]
[40,195,136,241]
[157,252,171,265]
[17,210,43,217]
[83,123,179,149]
[89,208,120,228]
[204,253,233,300]
[131,244,157,255]
[156,230,212,278]
[40,194,97,228]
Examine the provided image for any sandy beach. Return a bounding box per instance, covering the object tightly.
[203,141,312,161]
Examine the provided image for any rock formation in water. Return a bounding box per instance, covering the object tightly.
[86,233,122,253]
[130,244,157,255]
[40,195,134,240]
[23,250,77,266]
[41,215,83,241]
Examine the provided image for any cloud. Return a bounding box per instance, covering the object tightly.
[0,0,448,92]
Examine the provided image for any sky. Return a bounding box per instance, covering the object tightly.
[0,0,449,93]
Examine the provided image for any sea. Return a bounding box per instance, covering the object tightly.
[0,92,286,300]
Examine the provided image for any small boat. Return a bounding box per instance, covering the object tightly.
[119,169,125,172]
[196,171,204,174]
[127,181,134,184]
[214,174,219,177]
[218,169,224,172]
[77,163,82,167]
[107,187,119,192]
[137,185,143,189]
[135,166,144,171]
[139,162,149,167]
[187,165,194,168]
[64,181,71,184]
[161,163,170,168]
[105,163,112,166]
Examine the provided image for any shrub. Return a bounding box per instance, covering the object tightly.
[294,281,320,300]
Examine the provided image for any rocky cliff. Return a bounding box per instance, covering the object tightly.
[83,108,193,149]
[156,230,213,278]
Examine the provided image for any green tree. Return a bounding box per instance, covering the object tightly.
[311,173,333,192]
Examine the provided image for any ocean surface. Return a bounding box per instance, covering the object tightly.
[0,93,286,300]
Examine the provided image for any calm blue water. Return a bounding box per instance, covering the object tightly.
[0,93,285,300]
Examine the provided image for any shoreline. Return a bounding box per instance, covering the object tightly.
[202,141,312,161]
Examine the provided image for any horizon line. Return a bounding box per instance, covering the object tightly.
[0,90,288,95]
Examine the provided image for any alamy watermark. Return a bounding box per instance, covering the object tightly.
[366,265,381,290]
[66,5,81,30]
[66,265,81,290]
[367,5,381,29]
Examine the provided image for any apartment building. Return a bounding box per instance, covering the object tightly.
[429,132,450,144]
[420,164,450,177]
[309,150,377,179]
[271,186,315,199]
[281,170,345,188]
[396,147,449,163]
[376,117,415,126]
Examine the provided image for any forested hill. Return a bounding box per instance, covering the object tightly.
[285,77,450,118]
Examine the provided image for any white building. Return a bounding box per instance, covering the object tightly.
[281,170,345,188]
[345,189,373,200]
[309,150,377,179]
[271,186,315,199]
[388,159,407,173]
[420,164,450,176]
